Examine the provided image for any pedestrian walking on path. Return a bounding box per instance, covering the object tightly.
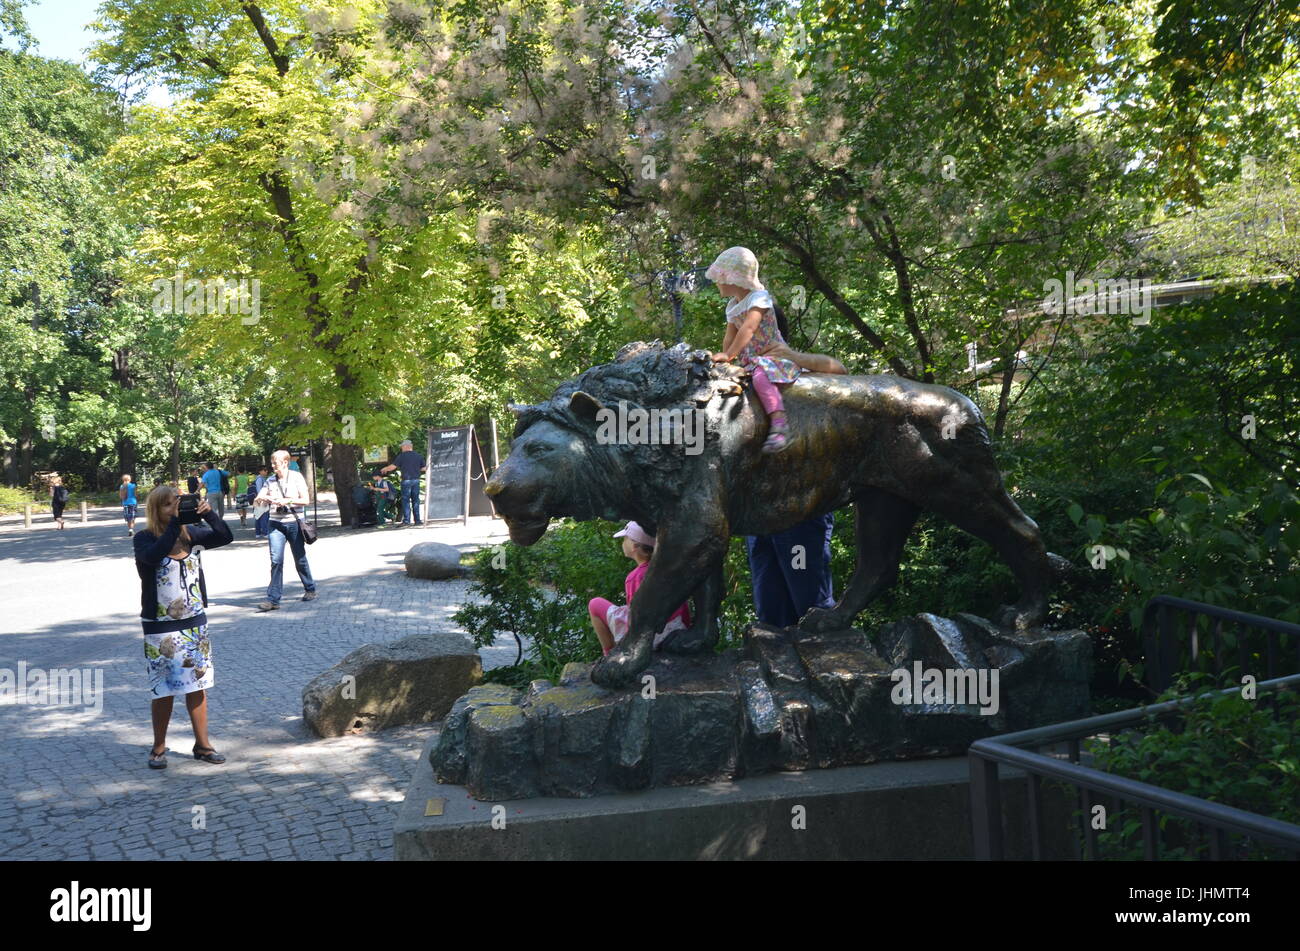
[50,476,68,530]
[133,485,233,769]
[201,461,228,519]
[120,474,138,536]
[255,449,317,611]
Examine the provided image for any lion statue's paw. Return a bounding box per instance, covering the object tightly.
[798,606,850,634]
[659,625,717,655]
[591,637,653,689]
[995,601,1048,636]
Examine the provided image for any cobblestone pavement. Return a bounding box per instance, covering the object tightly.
[0,503,514,860]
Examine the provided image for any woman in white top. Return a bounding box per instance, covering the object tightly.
[254,449,317,611]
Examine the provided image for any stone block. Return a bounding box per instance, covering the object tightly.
[303,633,482,738]
[404,542,464,580]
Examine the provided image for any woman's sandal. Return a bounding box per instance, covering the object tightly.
[762,414,791,454]
[192,744,227,765]
[148,746,168,769]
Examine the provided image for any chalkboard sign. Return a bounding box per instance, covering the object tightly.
[425,428,469,522]
[424,426,497,523]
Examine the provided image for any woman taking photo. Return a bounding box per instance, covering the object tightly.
[133,485,233,769]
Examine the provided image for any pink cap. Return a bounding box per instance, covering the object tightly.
[613,521,656,547]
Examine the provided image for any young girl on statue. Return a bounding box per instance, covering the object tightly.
[706,246,845,453]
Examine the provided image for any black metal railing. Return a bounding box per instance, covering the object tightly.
[1142,594,1300,692]
[969,673,1300,860]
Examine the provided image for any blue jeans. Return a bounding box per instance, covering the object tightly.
[400,479,422,524]
[745,512,836,628]
[267,518,315,603]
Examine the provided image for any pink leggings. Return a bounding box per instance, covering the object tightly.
[750,367,786,415]
[589,597,614,654]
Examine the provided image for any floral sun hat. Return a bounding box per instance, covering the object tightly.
[705,246,765,292]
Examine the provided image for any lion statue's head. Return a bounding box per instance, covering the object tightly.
[486,341,748,545]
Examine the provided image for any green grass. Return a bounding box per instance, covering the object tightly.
[0,487,129,515]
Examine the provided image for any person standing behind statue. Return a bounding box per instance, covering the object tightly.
[255,449,317,611]
[381,440,426,527]
[120,473,139,536]
[746,511,837,628]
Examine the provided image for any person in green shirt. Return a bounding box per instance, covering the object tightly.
[234,469,253,528]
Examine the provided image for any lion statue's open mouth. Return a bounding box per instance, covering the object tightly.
[505,517,549,546]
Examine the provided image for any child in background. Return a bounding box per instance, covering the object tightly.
[706,246,844,454]
[235,468,252,528]
[588,522,692,655]
[372,470,396,524]
[120,474,138,536]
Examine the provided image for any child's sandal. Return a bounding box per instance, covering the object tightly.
[762,415,791,454]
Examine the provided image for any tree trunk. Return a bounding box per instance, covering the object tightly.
[18,421,33,488]
[116,437,137,479]
[993,356,1016,440]
[170,430,181,486]
[331,441,361,526]
[111,348,136,477]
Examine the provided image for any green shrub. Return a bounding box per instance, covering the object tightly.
[0,487,46,515]
[1080,680,1300,860]
[457,518,781,682]
[1070,472,1300,688]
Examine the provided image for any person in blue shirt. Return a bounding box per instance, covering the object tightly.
[120,474,139,536]
[201,462,228,520]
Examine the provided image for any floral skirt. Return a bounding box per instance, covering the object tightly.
[143,621,214,698]
[741,352,801,385]
[605,604,688,649]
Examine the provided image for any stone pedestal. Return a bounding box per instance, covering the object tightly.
[431,614,1091,801]
[398,734,1077,860]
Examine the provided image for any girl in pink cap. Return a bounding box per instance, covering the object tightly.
[588,521,692,655]
[706,246,844,453]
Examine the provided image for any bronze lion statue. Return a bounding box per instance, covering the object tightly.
[485,341,1056,689]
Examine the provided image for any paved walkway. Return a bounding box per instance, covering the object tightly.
[0,505,513,860]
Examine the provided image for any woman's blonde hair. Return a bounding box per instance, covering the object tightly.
[145,484,191,543]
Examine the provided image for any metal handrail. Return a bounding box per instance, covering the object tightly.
[969,673,1300,860]
[1142,594,1300,692]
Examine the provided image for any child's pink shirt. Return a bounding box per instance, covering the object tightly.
[625,562,692,627]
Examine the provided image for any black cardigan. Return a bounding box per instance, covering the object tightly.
[133,509,234,621]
